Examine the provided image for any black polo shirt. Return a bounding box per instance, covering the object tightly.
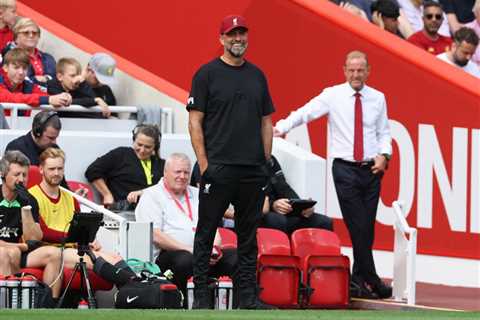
[0,192,40,243]
[187,58,275,166]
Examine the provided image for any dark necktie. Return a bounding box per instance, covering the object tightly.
[353,92,363,161]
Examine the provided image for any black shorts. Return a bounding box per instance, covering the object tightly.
[20,251,29,268]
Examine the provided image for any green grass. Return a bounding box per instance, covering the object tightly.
[0,310,478,320]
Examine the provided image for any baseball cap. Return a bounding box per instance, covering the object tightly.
[220,15,248,34]
[88,53,116,86]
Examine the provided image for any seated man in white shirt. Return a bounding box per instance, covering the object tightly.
[437,26,480,78]
[135,153,237,308]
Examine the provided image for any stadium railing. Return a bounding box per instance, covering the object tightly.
[392,200,417,305]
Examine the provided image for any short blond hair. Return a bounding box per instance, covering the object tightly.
[13,17,40,40]
[345,50,369,66]
[39,147,65,166]
[56,57,82,75]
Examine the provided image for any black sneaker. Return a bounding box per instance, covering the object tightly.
[237,290,277,310]
[192,289,214,309]
[350,279,378,299]
[372,281,392,299]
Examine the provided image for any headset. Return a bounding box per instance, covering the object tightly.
[32,111,60,138]
[132,124,162,155]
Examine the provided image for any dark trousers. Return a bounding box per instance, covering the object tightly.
[260,211,333,235]
[332,159,383,286]
[156,248,237,307]
[193,164,266,292]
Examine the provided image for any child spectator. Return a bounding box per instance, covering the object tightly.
[47,57,111,118]
[0,48,70,116]
[84,53,117,106]
[2,17,56,88]
[0,0,16,52]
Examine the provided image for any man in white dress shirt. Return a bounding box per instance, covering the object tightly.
[274,50,393,299]
[135,153,237,308]
[437,27,480,78]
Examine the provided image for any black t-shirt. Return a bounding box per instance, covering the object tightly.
[0,192,40,243]
[92,85,116,106]
[187,58,275,166]
[439,0,475,24]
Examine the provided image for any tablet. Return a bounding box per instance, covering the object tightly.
[288,199,317,216]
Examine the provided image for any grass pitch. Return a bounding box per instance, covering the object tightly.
[0,310,478,320]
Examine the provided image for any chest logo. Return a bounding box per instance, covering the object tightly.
[204,184,211,194]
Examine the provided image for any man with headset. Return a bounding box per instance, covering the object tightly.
[5,110,62,166]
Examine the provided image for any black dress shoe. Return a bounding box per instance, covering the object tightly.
[192,288,214,309]
[350,279,378,299]
[238,297,277,310]
[372,281,392,299]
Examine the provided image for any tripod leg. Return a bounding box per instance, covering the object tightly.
[80,261,97,308]
[57,262,81,308]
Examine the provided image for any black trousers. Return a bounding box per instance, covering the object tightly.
[156,248,237,307]
[193,164,266,292]
[260,211,333,235]
[332,159,383,286]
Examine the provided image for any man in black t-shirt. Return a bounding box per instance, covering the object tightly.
[187,15,274,309]
[84,53,117,106]
[0,151,62,301]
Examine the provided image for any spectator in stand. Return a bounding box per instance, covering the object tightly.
[261,156,334,235]
[0,150,63,304]
[0,48,70,116]
[3,17,56,88]
[0,0,16,52]
[47,57,111,118]
[407,1,452,55]
[439,0,475,33]
[135,153,237,308]
[84,53,117,106]
[398,0,450,37]
[437,27,480,77]
[465,0,480,65]
[329,0,371,21]
[85,124,165,211]
[371,0,405,37]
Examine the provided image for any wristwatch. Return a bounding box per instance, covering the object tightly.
[381,153,391,161]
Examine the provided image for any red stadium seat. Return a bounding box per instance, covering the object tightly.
[218,227,237,249]
[291,228,350,308]
[256,228,302,308]
[27,165,42,188]
[67,180,94,201]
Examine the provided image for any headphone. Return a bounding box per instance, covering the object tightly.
[132,124,162,154]
[32,111,59,138]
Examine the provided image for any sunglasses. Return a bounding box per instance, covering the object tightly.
[424,14,443,20]
[18,30,39,37]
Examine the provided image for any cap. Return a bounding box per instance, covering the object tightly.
[88,53,116,86]
[220,15,248,34]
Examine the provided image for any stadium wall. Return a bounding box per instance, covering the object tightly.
[18,0,480,287]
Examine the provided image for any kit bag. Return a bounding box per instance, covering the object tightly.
[115,277,183,309]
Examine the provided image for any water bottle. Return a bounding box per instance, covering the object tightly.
[20,277,37,309]
[0,275,7,308]
[6,277,20,309]
[78,299,89,309]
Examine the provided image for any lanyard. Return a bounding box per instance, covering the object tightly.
[140,159,152,185]
[163,181,192,221]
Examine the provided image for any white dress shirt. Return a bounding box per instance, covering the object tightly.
[135,178,199,258]
[275,82,392,161]
[437,53,480,78]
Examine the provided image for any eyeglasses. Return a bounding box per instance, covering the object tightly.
[424,14,443,20]
[18,30,39,37]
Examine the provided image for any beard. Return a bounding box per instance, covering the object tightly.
[453,54,468,67]
[45,175,62,187]
[227,42,247,57]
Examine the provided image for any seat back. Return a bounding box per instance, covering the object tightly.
[218,227,237,249]
[27,165,42,188]
[257,228,291,256]
[67,180,94,201]
[291,228,341,260]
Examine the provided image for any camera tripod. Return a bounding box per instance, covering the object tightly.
[57,245,98,308]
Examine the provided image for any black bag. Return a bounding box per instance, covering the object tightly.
[34,280,55,308]
[115,277,183,309]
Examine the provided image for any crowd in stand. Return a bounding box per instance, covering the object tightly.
[0,0,478,310]
[331,0,480,77]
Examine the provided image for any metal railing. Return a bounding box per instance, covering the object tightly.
[392,200,417,305]
[1,103,173,133]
